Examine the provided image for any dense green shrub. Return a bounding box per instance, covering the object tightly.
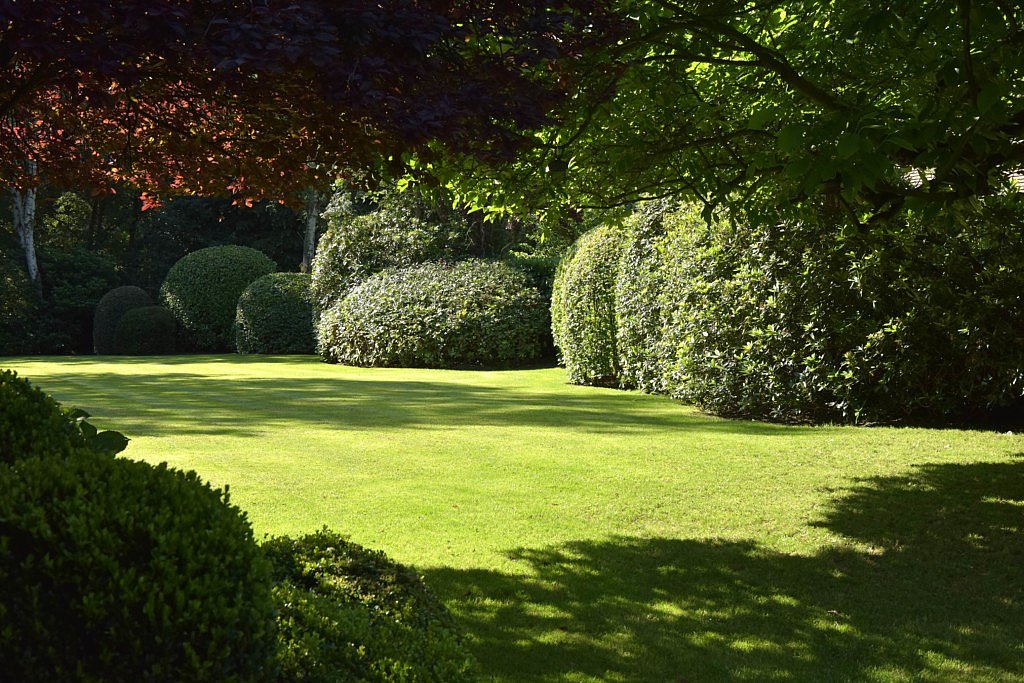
[661,196,1024,423]
[613,202,699,393]
[0,370,127,463]
[114,305,178,355]
[551,225,625,385]
[0,452,277,682]
[160,245,275,351]
[311,189,471,312]
[319,259,547,369]
[35,246,122,354]
[264,529,476,683]
[235,273,314,354]
[505,252,561,303]
[93,285,153,354]
[0,245,35,355]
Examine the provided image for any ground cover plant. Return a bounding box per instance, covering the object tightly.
[4,355,1022,682]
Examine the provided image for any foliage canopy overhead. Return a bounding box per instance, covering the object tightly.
[440,0,1024,224]
[0,0,615,201]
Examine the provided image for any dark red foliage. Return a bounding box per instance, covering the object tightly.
[0,0,613,201]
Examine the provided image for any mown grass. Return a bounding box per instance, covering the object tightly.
[4,355,1023,682]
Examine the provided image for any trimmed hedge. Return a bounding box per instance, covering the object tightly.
[0,370,127,463]
[265,529,477,683]
[661,198,1024,423]
[235,273,314,354]
[614,202,696,393]
[94,285,153,354]
[311,190,470,312]
[0,452,277,682]
[319,259,547,369]
[114,305,178,355]
[550,225,625,386]
[160,245,275,351]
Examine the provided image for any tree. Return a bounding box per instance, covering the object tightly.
[437,0,1024,225]
[1,0,615,281]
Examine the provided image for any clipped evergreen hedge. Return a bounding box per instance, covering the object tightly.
[318,259,547,369]
[160,245,275,351]
[311,190,470,312]
[114,305,178,355]
[550,225,625,385]
[0,452,278,682]
[265,529,477,682]
[94,285,153,354]
[0,370,127,463]
[235,273,314,354]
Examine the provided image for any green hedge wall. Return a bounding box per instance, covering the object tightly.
[318,259,548,369]
[235,272,315,354]
[160,245,275,351]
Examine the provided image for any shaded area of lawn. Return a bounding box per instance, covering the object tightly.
[428,461,1024,681]
[20,369,800,440]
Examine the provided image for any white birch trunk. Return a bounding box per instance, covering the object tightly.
[11,159,40,289]
[300,189,320,274]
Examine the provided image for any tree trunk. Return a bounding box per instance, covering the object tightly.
[300,189,320,273]
[11,160,40,291]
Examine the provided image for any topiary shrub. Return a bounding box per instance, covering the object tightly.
[160,245,275,351]
[0,370,127,463]
[550,225,625,386]
[311,189,471,313]
[235,273,314,354]
[36,245,122,354]
[93,285,153,354]
[613,201,698,393]
[114,305,178,355]
[264,529,476,683]
[319,259,547,369]
[0,451,278,682]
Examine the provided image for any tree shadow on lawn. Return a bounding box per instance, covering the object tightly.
[425,460,1024,682]
[26,370,808,439]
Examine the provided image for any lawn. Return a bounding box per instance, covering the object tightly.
[4,355,1023,682]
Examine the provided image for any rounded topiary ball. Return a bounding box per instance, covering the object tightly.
[265,529,476,683]
[318,259,548,369]
[93,285,154,354]
[0,452,278,682]
[0,370,89,464]
[235,273,314,354]
[160,245,275,351]
[551,225,625,386]
[114,305,178,355]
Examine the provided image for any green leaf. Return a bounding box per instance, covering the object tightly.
[777,125,805,153]
[93,430,131,455]
[836,133,862,159]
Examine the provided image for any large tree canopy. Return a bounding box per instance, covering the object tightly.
[0,0,614,200]
[439,0,1024,224]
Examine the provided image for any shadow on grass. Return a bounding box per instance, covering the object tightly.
[425,461,1024,682]
[23,370,809,439]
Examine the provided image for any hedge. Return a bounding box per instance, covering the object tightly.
[318,259,548,369]
[550,225,625,386]
[235,273,314,354]
[265,530,477,682]
[114,305,178,355]
[0,452,277,682]
[311,189,470,313]
[160,245,275,351]
[94,285,153,354]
